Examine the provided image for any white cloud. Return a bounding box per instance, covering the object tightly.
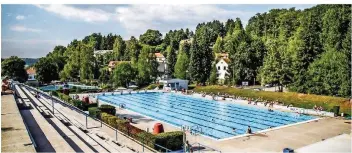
[35,4,112,22]
[16,15,25,20]
[2,39,68,45]
[115,5,253,38]
[10,25,42,33]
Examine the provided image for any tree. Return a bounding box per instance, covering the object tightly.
[34,58,59,83]
[225,19,236,35]
[321,5,351,52]
[224,18,254,85]
[305,49,350,97]
[288,11,323,92]
[113,35,126,61]
[174,42,190,79]
[136,45,159,86]
[126,36,140,63]
[212,36,223,53]
[1,56,28,82]
[113,62,135,87]
[259,40,293,92]
[99,67,110,84]
[208,63,218,85]
[189,26,213,85]
[139,29,162,46]
[166,44,177,77]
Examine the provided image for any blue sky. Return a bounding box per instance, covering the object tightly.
[1,4,316,58]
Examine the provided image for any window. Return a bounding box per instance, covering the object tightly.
[218,66,220,70]
[224,66,226,70]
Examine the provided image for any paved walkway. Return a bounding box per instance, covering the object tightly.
[1,95,36,152]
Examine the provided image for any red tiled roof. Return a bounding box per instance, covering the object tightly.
[155,53,165,58]
[26,67,36,75]
[108,61,130,67]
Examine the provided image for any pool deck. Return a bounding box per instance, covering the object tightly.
[97,91,351,152]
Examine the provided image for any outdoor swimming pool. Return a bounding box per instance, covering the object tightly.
[98,92,315,139]
[40,84,100,91]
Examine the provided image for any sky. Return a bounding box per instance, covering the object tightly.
[1,4,316,58]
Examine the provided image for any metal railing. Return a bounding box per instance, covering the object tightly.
[190,142,222,153]
[21,83,172,153]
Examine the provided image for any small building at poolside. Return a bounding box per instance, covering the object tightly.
[160,79,189,90]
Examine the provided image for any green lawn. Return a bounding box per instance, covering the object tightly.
[193,85,351,115]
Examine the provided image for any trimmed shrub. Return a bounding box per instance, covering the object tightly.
[72,99,83,109]
[51,91,59,97]
[58,93,72,103]
[137,131,155,148]
[88,107,101,118]
[100,112,110,122]
[116,119,129,132]
[99,104,116,115]
[107,116,119,128]
[76,87,82,93]
[154,131,183,151]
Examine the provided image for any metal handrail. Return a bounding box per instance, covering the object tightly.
[21,83,171,153]
[190,142,222,153]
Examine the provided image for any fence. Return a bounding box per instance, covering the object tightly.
[21,83,172,153]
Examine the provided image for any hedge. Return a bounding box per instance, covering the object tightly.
[99,112,183,151]
[154,131,183,151]
[194,85,351,115]
[51,91,59,97]
[82,103,98,111]
[72,99,83,109]
[145,84,163,90]
[99,104,116,115]
[88,107,101,118]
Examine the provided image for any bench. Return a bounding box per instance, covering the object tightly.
[24,102,32,109]
[56,115,70,126]
[41,109,52,118]
[36,106,44,114]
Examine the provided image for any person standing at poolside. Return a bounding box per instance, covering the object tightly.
[247,126,252,134]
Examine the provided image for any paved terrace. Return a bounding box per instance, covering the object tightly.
[10,84,158,153]
[1,95,36,152]
[98,92,352,152]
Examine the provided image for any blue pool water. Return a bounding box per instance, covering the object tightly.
[40,84,99,91]
[98,92,315,139]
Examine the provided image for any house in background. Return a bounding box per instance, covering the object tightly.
[26,67,38,86]
[155,53,168,80]
[108,61,131,72]
[215,53,230,83]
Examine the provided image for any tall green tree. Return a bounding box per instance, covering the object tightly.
[136,45,158,86]
[34,58,59,83]
[1,56,28,82]
[126,36,140,66]
[212,36,223,53]
[189,26,213,85]
[113,62,135,87]
[225,18,255,85]
[208,63,218,85]
[259,40,293,92]
[139,29,162,46]
[305,49,350,97]
[113,35,126,61]
[166,44,177,77]
[288,11,323,92]
[174,42,190,79]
